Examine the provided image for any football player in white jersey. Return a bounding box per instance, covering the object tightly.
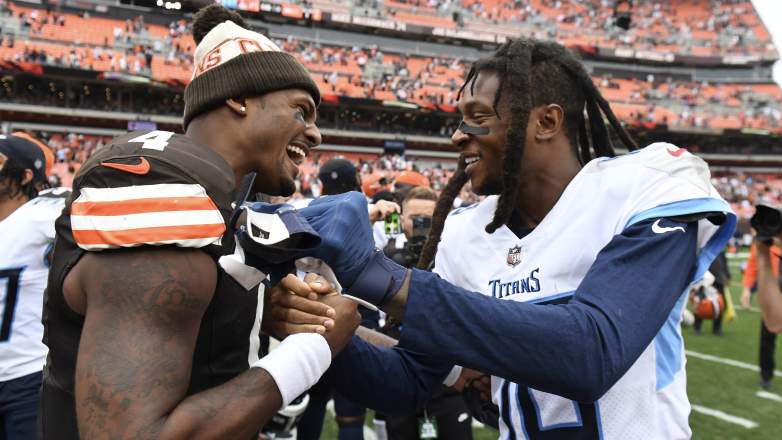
[0,132,61,439]
[259,38,737,440]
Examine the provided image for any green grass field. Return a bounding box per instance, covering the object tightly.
[322,255,782,439]
[683,256,782,439]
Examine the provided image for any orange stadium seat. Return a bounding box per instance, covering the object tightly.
[393,12,456,29]
[3,0,781,134]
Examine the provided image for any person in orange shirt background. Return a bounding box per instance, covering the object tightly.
[741,241,782,390]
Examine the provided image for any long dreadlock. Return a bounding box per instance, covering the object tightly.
[417,38,638,270]
[0,159,39,201]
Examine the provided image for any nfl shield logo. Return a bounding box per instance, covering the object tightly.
[507,245,522,267]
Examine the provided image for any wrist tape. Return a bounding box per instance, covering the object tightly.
[348,249,409,307]
[443,365,463,387]
[252,333,331,407]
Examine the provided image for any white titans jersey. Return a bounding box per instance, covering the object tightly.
[434,143,735,440]
[0,188,68,381]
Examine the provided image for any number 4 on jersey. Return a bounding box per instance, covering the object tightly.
[129,130,174,151]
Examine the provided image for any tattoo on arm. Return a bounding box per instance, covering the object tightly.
[74,248,282,440]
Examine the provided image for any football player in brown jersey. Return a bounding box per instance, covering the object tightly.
[39,5,360,440]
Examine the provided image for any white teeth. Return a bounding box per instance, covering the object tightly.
[465,156,481,165]
[286,145,306,159]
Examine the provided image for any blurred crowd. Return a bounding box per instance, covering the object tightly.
[0,0,780,133]
[597,74,782,131]
[279,37,465,108]
[0,1,193,77]
[712,172,782,221]
[350,0,776,57]
[23,131,780,222]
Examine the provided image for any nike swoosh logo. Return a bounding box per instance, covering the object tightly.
[652,219,685,234]
[101,157,150,175]
[667,147,685,157]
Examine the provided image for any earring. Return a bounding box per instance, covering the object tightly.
[240,106,246,113]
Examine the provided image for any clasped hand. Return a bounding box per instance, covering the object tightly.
[263,274,360,357]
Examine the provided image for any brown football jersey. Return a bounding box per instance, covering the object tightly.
[39,131,267,439]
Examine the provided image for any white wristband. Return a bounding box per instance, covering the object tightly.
[252,333,332,407]
[443,365,463,387]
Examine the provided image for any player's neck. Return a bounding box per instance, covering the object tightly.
[186,119,244,187]
[0,195,28,222]
[514,155,581,229]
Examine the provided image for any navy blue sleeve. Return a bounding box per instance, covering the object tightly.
[325,336,452,414]
[398,217,698,402]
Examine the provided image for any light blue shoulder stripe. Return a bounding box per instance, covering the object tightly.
[624,197,732,228]
[630,197,738,390]
[624,197,736,282]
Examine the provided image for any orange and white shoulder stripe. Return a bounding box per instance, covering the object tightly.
[70,183,226,250]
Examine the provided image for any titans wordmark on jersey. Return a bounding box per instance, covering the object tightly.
[0,187,68,382]
[434,143,735,440]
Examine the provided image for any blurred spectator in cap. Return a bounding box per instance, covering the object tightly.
[0,132,61,440]
[0,132,54,216]
[393,170,430,204]
[318,158,360,195]
[395,170,430,189]
[362,174,392,198]
[372,190,396,204]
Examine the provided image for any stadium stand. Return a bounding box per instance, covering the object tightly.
[1,0,780,134]
[320,0,777,59]
[0,0,780,174]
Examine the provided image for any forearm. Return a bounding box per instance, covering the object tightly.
[398,271,629,402]
[73,249,317,440]
[756,245,782,333]
[77,327,286,440]
[328,336,450,414]
[397,219,698,402]
[156,368,280,440]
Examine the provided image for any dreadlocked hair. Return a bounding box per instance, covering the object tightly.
[0,159,38,201]
[417,37,638,270]
[416,158,469,269]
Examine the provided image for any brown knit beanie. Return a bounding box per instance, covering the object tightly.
[183,6,320,129]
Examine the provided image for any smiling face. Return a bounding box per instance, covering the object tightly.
[240,88,321,196]
[452,70,511,196]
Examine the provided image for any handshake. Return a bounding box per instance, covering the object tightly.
[234,192,410,350]
[263,273,360,356]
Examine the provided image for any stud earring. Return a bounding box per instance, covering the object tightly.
[240,106,246,113]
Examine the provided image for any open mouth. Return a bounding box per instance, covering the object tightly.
[286,143,309,166]
[462,152,482,173]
